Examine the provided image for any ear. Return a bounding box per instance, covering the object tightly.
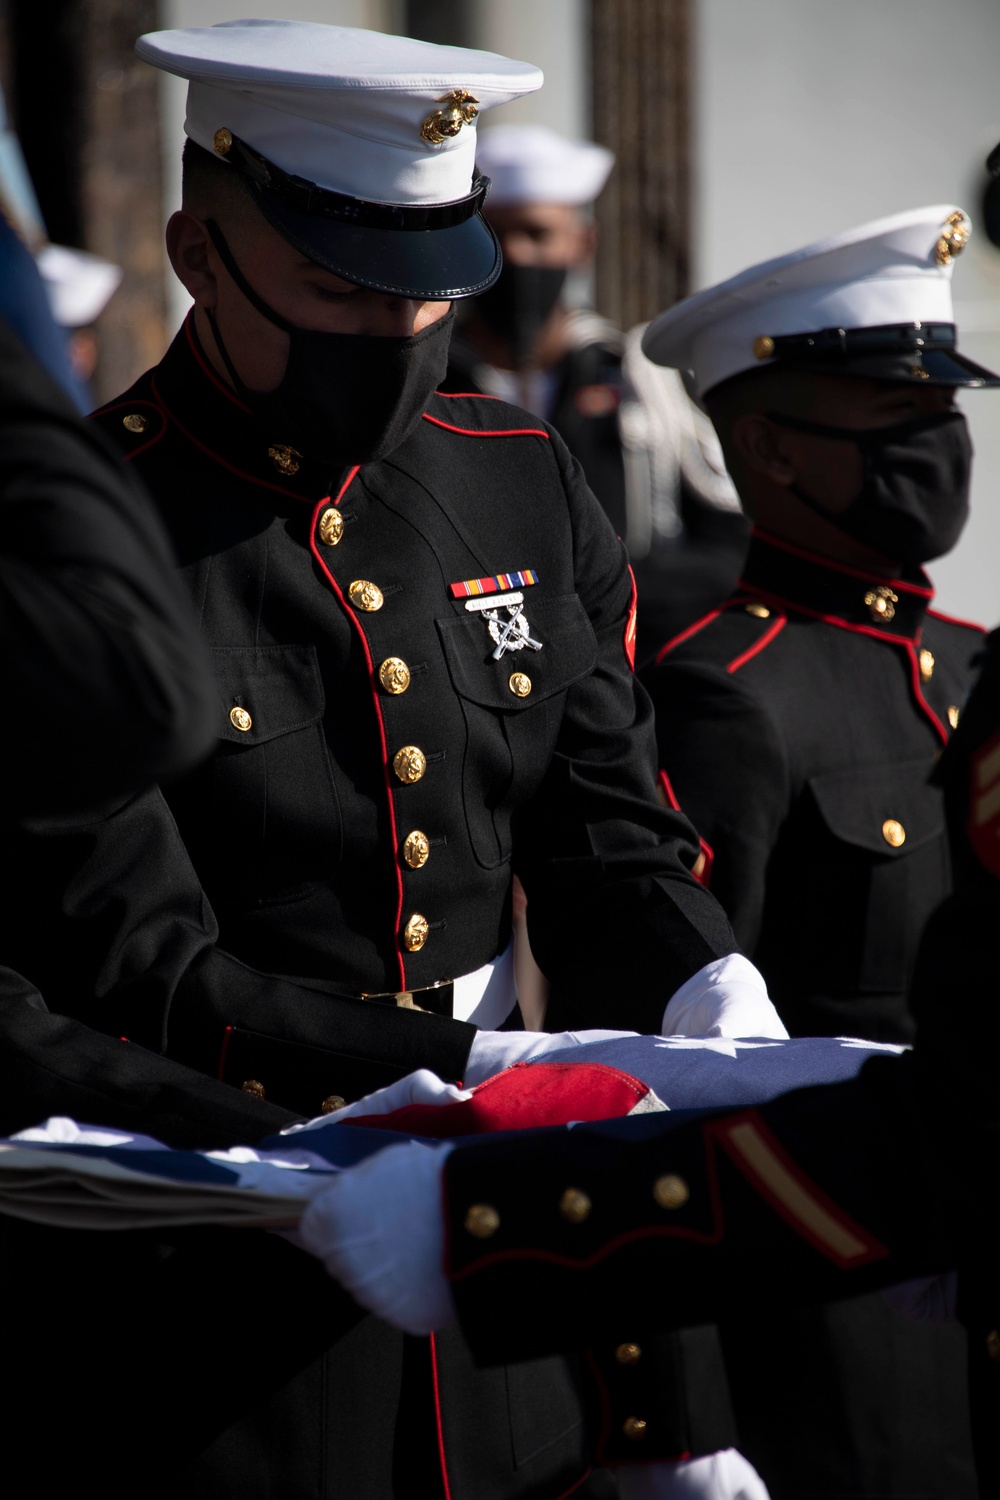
[730,411,798,486]
[571,218,598,268]
[165,212,218,309]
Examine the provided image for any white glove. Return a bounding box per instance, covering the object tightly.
[298,1139,457,1335]
[618,1448,771,1500]
[464,1027,639,1087]
[661,955,788,1040]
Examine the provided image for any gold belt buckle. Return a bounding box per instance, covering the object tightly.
[360,979,454,1013]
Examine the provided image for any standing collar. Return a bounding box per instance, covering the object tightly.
[150,313,340,503]
[739,527,933,641]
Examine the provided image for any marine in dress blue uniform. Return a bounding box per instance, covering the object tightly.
[3,21,764,1499]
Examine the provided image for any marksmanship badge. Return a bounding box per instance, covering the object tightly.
[465,591,543,660]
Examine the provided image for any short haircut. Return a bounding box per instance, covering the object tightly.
[181,138,257,233]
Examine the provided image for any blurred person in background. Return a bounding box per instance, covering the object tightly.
[38,241,122,397]
[443,123,748,661]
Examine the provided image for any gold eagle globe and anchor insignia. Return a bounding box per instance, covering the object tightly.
[420,90,480,145]
[934,210,970,266]
[864,584,898,624]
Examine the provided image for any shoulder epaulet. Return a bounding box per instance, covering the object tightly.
[422,390,550,441]
[653,595,787,673]
[90,394,166,460]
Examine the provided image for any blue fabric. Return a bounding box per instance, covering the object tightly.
[0,216,86,408]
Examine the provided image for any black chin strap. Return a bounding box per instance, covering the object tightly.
[205,219,298,333]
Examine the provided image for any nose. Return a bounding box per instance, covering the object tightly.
[365,296,449,337]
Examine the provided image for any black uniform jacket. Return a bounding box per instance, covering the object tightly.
[6,317,735,1115]
[442,626,1000,1486]
[640,526,983,1043]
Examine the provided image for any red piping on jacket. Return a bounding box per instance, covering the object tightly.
[151,377,323,506]
[434,389,503,401]
[732,582,925,648]
[926,606,987,635]
[653,604,731,665]
[750,526,934,598]
[903,640,949,746]
[94,399,167,463]
[657,770,713,888]
[727,613,787,673]
[308,470,409,990]
[421,412,550,440]
[428,1333,454,1500]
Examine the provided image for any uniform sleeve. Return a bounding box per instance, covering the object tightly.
[442,1048,965,1367]
[6,787,478,1112]
[642,656,792,954]
[0,320,218,816]
[513,438,738,1033]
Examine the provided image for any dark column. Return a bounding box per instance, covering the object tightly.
[403,2,473,47]
[589,0,691,330]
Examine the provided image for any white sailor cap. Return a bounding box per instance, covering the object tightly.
[475,125,614,208]
[136,19,544,300]
[38,245,123,327]
[643,205,1000,397]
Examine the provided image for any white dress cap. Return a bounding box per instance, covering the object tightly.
[643,205,985,397]
[37,245,123,327]
[137,20,543,209]
[475,124,614,208]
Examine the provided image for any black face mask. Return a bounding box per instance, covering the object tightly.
[768,408,973,565]
[204,220,454,470]
[472,264,568,367]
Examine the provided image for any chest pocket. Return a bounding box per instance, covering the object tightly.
[191,645,340,905]
[436,594,598,868]
[807,755,948,995]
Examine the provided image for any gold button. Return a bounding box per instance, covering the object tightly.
[863,585,898,625]
[213,126,233,156]
[465,1203,500,1239]
[919,648,935,681]
[393,745,427,784]
[318,507,344,546]
[948,705,960,729]
[268,444,302,476]
[882,818,906,848]
[509,672,532,698]
[230,706,252,732]
[349,579,384,612]
[403,830,430,869]
[986,1329,1000,1364]
[122,412,148,434]
[623,1417,648,1441]
[379,657,411,695]
[321,1095,346,1115]
[403,913,429,952]
[653,1174,689,1210]
[745,601,770,619]
[753,335,775,360]
[241,1079,265,1099]
[559,1187,592,1224]
[616,1343,642,1365]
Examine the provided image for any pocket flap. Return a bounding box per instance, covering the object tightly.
[436,593,598,711]
[808,756,944,856]
[210,645,325,746]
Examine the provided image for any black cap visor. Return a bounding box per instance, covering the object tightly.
[761,322,1000,388]
[248,181,501,300]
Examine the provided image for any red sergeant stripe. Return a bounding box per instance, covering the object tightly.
[624,564,638,671]
[309,470,408,990]
[657,768,682,811]
[421,413,550,440]
[727,613,787,673]
[904,640,949,746]
[428,1333,454,1500]
[750,525,933,597]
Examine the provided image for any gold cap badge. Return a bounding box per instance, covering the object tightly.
[753,335,775,360]
[934,210,970,267]
[214,127,233,157]
[421,90,480,146]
